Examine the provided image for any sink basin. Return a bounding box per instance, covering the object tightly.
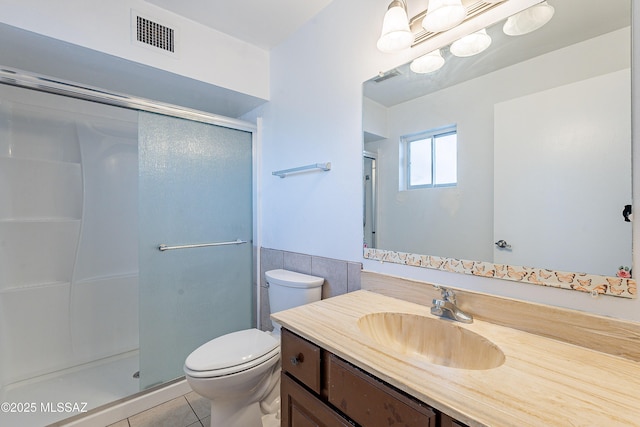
[357,312,505,370]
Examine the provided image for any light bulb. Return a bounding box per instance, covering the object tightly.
[450,29,492,57]
[503,1,555,36]
[422,0,466,33]
[377,1,414,52]
[410,49,445,74]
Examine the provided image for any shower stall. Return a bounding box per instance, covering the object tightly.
[0,70,256,426]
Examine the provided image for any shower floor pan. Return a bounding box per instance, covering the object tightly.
[0,351,139,427]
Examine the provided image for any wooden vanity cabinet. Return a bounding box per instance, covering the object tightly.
[281,328,467,427]
[440,414,467,427]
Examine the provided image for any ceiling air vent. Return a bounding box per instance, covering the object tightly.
[374,69,401,83]
[135,15,175,53]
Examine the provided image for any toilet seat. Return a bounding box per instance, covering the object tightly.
[184,328,280,378]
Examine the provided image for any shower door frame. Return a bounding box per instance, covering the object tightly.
[363,151,378,249]
[0,64,263,383]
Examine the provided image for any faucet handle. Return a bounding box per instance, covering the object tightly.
[434,285,456,303]
[445,289,457,304]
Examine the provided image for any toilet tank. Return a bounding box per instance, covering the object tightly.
[265,269,324,315]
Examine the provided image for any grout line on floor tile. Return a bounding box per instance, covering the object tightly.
[115,392,209,427]
[184,398,203,427]
[185,396,196,418]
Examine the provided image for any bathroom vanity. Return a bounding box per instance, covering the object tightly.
[272,283,640,426]
[281,328,463,426]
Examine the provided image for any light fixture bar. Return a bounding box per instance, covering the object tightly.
[405,0,543,51]
[410,0,499,47]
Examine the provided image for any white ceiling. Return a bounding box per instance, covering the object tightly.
[145,0,337,50]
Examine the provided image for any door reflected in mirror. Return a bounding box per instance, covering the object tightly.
[362,0,634,297]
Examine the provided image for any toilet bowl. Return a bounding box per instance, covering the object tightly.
[184,269,324,427]
[184,328,280,427]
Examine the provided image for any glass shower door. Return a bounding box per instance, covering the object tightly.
[138,112,253,390]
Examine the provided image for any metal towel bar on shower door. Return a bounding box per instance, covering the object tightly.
[158,239,247,251]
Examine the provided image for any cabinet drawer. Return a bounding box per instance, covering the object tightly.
[328,354,436,427]
[281,329,322,394]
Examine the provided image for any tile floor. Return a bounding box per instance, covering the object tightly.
[107,392,210,427]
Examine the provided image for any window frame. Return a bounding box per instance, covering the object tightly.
[403,125,458,190]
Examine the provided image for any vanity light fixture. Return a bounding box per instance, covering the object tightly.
[450,28,492,57]
[377,0,414,52]
[422,0,467,33]
[409,49,445,73]
[377,0,549,71]
[503,1,555,36]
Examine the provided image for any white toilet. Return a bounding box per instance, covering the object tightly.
[183,269,324,427]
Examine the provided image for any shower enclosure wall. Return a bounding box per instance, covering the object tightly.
[0,72,255,426]
[0,84,139,426]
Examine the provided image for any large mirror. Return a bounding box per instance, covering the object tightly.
[363,0,635,297]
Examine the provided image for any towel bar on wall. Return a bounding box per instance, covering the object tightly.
[158,239,247,251]
[272,162,331,178]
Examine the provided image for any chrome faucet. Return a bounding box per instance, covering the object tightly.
[431,286,473,323]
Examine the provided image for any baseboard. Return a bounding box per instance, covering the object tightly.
[51,377,191,427]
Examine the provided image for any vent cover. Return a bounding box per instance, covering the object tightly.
[136,15,175,53]
[374,69,401,83]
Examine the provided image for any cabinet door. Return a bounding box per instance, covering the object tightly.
[440,413,468,427]
[281,373,351,427]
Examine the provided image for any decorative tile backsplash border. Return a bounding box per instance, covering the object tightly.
[364,248,636,299]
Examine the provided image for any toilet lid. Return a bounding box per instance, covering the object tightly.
[185,328,279,372]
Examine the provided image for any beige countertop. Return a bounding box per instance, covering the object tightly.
[272,290,640,427]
